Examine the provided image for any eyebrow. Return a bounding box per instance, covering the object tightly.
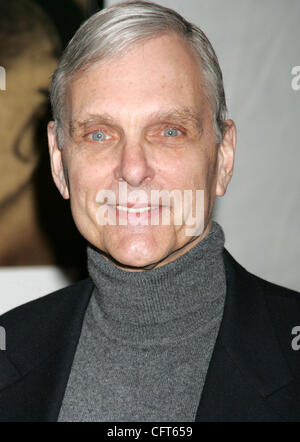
[69,114,117,137]
[69,107,203,137]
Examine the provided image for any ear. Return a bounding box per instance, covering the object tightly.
[215,119,237,197]
[47,121,70,199]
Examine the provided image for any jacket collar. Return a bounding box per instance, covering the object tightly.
[195,249,295,421]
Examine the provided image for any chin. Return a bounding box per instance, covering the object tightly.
[105,235,170,271]
[109,248,162,270]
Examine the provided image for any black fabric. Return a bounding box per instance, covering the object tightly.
[0,249,299,422]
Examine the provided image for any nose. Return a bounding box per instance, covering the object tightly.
[114,140,155,187]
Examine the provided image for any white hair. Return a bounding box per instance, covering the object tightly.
[50,0,227,146]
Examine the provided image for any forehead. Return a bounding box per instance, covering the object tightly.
[67,33,207,122]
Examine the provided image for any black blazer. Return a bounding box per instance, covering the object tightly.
[0,249,300,422]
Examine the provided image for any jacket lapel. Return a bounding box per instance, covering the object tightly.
[195,249,297,421]
[0,278,94,422]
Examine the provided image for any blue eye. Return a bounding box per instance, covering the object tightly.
[163,128,180,137]
[91,130,107,141]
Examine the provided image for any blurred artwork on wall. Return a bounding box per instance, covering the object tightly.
[0,0,100,276]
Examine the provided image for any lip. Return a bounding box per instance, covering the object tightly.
[112,203,162,209]
[107,203,164,224]
[112,205,161,214]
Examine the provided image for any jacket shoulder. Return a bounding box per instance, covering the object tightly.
[250,272,300,332]
[223,248,300,373]
[254,274,300,300]
[223,247,300,301]
[0,278,94,329]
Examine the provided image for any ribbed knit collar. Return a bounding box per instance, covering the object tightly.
[87,221,226,345]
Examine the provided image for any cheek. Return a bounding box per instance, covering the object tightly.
[205,148,219,187]
[180,153,213,190]
[67,156,102,209]
[158,151,200,189]
[195,140,218,185]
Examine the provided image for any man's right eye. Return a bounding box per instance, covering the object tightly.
[90,130,108,141]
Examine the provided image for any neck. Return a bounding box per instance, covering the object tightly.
[87,220,226,345]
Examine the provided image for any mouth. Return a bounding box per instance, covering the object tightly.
[113,205,161,214]
[106,203,165,225]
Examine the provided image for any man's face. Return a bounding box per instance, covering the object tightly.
[48,33,235,270]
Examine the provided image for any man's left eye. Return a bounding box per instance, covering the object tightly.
[163,128,181,137]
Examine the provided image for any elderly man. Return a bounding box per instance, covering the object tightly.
[0,1,300,422]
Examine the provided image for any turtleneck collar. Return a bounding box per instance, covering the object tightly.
[87,220,226,345]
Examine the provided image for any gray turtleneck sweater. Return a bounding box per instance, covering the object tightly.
[58,221,226,422]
